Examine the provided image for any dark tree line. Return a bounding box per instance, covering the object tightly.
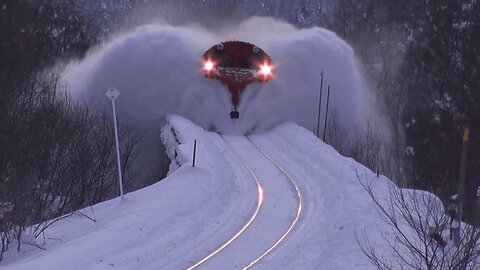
[0,0,141,259]
[400,1,480,198]
[326,0,480,223]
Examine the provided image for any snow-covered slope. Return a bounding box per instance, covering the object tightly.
[1,115,427,269]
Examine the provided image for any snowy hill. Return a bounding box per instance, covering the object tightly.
[1,115,441,269]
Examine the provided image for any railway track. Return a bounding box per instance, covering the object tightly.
[186,135,303,269]
[186,136,264,270]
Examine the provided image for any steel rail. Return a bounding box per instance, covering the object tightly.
[242,137,303,269]
[186,135,303,269]
[186,136,264,269]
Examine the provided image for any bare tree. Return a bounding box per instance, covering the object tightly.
[0,72,140,260]
[356,171,480,269]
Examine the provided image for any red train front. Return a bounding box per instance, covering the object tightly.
[202,41,273,119]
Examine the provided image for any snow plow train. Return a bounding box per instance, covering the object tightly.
[202,41,273,119]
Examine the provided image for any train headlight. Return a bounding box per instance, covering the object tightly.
[260,64,271,76]
[204,61,214,72]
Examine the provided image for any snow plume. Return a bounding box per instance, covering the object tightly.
[64,17,389,144]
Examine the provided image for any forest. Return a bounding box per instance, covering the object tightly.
[0,0,479,260]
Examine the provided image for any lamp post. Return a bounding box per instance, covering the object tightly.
[106,88,124,198]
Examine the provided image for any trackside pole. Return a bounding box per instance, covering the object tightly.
[106,88,124,198]
[476,186,480,227]
[457,127,470,222]
[316,71,324,138]
[323,85,331,142]
[193,140,197,167]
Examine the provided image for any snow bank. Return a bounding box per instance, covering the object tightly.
[248,122,448,269]
[2,116,455,270]
[1,116,256,270]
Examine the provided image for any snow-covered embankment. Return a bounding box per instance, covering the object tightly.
[2,115,452,270]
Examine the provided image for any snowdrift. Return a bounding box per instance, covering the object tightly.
[1,115,451,270]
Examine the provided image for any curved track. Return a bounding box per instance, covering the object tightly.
[243,136,303,269]
[186,136,264,270]
[187,135,303,269]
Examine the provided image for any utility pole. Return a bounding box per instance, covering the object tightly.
[106,88,124,198]
[193,140,197,167]
[323,85,331,142]
[316,71,324,137]
[457,127,470,222]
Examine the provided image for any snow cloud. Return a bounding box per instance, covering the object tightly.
[64,17,387,143]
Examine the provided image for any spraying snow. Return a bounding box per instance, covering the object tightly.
[64,17,385,141]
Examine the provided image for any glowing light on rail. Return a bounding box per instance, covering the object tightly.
[187,137,302,270]
[258,186,264,204]
[243,138,303,270]
[187,137,264,270]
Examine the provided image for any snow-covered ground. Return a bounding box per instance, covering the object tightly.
[1,115,439,269]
